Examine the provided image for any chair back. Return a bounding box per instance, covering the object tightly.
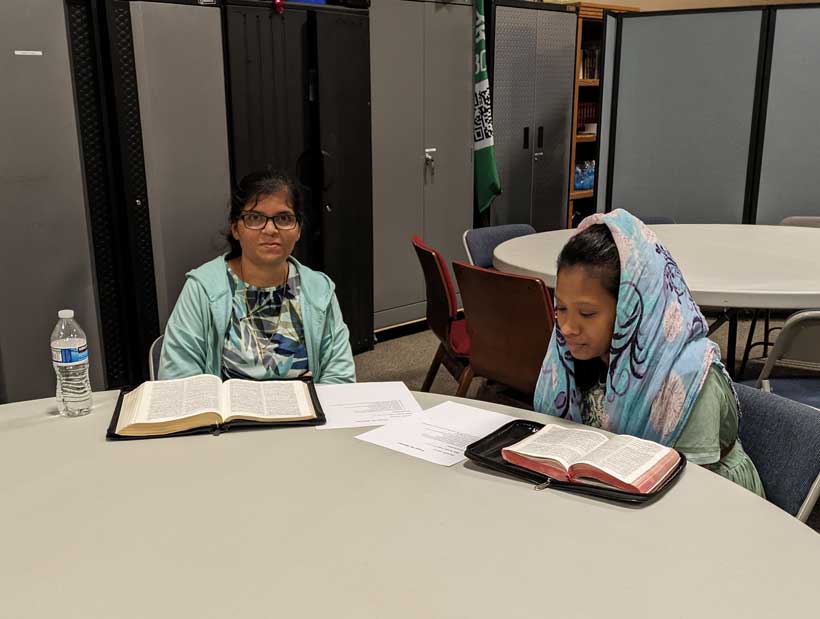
[463,224,536,268]
[638,215,677,225]
[736,384,820,521]
[756,310,820,383]
[453,261,554,395]
[149,334,164,381]
[412,236,458,347]
[780,216,820,228]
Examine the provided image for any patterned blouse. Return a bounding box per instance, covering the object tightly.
[221,262,309,380]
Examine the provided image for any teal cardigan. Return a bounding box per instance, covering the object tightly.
[158,256,355,384]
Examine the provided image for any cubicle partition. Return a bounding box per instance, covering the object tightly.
[755,6,820,224]
[603,4,820,225]
[594,12,616,215]
[605,8,765,224]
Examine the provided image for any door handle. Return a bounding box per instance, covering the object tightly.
[533,152,543,161]
[523,127,530,149]
[424,148,436,175]
[537,126,544,149]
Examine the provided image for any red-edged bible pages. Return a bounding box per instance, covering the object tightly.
[501,424,681,494]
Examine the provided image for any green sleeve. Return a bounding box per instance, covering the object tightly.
[673,366,733,465]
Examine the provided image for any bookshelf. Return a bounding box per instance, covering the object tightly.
[565,3,637,228]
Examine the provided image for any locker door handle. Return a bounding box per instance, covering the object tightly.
[523,127,530,149]
[533,152,543,161]
[424,148,436,175]
[537,126,544,149]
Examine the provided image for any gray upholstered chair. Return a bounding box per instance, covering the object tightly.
[748,310,820,409]
[462,224,536,269]
[148,334,164,381]
[736,384,820,522]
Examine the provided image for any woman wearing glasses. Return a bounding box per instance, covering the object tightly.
[158,169,355,383]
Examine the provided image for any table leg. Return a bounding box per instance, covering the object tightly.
[726,310,738,379]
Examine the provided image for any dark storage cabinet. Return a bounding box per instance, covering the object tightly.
[225,2,374,354]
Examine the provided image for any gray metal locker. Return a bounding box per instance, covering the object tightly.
[129,1,232,330]
[0,0,105,402]
[491,3,576,232]
[371,0,473,330]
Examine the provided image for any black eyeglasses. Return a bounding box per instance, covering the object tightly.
[238,212,299,231]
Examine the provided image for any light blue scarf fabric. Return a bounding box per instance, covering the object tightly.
[534,209,726,446]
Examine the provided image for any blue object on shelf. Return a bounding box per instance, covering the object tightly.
[574,160,596,191]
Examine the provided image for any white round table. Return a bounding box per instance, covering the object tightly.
[1,390,819,619]
[494,224,820,373]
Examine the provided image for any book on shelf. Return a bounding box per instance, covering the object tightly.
[107,374,324,439]
[501,424,681,494]
[581,46,600,80]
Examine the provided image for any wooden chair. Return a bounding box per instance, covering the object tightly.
[411,236,470,392]
[452,260,554,399]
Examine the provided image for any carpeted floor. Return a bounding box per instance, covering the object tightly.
[354,314,820,532]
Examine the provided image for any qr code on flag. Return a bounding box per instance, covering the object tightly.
[473,80,494,148]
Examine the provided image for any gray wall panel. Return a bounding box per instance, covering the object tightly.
[423,1,473,272]
[612,11,762,224]
[370,0,425,316]
[131,2,231,330]
[0,0,104,402]
[491,6,536,226]
[531,9,575,231]
[596,13,616,214]
[756,8,820,224]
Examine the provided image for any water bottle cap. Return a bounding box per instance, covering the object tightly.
[58,309,74,319]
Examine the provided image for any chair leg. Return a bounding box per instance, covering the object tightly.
[421,344,445,392]
[739,309,760,378]
[455,366,475,398]
[763,310,771,357]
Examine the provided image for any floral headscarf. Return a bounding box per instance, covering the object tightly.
[533,209,728,446]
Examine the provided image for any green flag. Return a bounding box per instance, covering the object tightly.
[473,0,502,213]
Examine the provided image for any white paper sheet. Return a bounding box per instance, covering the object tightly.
[315,382,422,430]
[355,401,516,466]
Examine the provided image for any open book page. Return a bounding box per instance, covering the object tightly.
[117,374,223,434]
[571,435,673,485]
[507,424,609,470]
[224,379,315,421]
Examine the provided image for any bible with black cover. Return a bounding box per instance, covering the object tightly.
[465,420,685,505]
[107,374,325,440]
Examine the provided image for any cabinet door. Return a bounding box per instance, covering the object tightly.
[0,0,105,400]
[225,5,308,183]
[531,9,576,231]
[490,6,536,226]
[423,1,473,272]
[130,2,231,330]
[316,10,374,353]
[370,0,426,323]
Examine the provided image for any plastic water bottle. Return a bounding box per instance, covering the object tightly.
[51,309,92,417]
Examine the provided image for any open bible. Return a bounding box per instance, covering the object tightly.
[501,424,681,494]
[108,374,323,439]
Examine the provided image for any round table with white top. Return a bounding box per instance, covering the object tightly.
[1,390,819,619]
[493,224,820,373]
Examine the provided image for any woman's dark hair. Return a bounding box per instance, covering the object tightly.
[556,223,620,300]
[226,168,305,260]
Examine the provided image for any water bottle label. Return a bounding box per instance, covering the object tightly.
[51,344,88,365]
